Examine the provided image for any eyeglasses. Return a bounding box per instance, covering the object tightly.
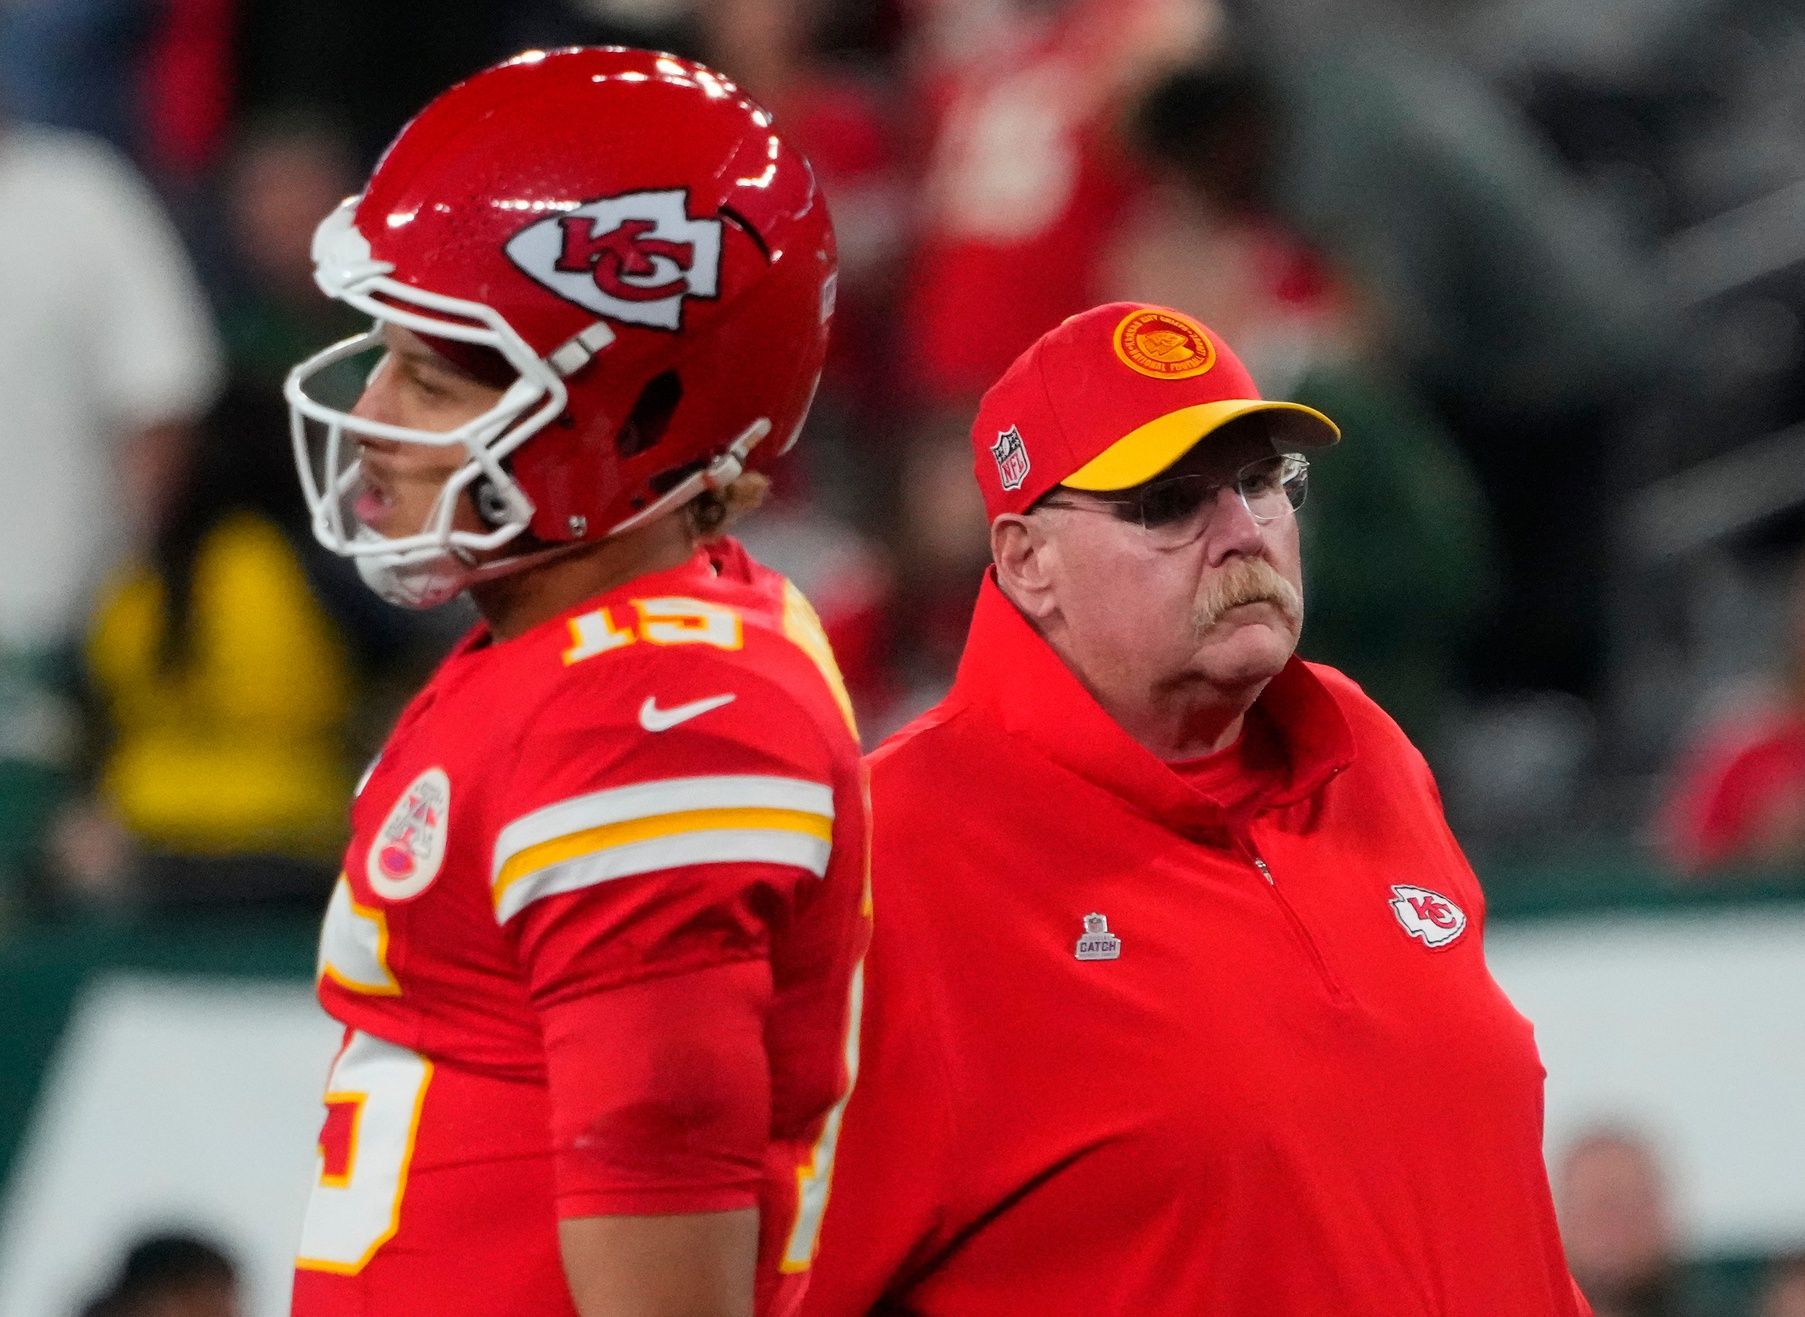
[1037,452,1310,548]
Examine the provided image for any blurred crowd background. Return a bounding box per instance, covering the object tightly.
[1,0,1803,1312]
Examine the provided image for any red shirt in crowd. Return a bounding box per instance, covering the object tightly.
[1660,701,1805,875]
[804,574,1590,1316]
[292,543,868,1317]
[901,2,1147,402]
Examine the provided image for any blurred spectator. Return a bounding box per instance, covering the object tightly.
[211,116,365,386]
[1112,59,1498,759]
[0,0,231,187]
[1555,1125,1717,1317]
[0,108,221,904]
[44,115,386,914]
[695,0,911,495]
[898,0,1205,404]
[1183,9,1667,702]
[0,0,150,161]
[1292,368,1499,762]
[1759,1254,1805,1317]
[0,114,221,649]
[77,1231,241,1317]
[140,0,235,186]
[1658,548,1805,877]
[236,0,509,166]
[67,385,359,913]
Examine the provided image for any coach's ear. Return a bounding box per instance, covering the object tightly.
[991,511,1060,624]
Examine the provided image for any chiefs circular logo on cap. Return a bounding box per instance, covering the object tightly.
[1113,309,1217,380]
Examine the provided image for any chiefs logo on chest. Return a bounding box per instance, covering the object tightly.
[1388,884,1468,949]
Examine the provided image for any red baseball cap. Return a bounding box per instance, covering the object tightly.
[971,302,1340,519]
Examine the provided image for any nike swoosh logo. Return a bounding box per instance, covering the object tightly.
[639,693,737,732]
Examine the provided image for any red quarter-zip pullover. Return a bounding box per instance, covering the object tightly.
[804,574,1589,1316]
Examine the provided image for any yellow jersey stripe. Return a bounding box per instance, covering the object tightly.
[496,805,832,896]
[493,774,834,881]
[782,581,858,737]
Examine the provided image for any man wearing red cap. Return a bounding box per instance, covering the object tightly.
[803,304,1592,1315]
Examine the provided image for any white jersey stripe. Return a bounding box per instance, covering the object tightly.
[494,828,834,924]
[492,774,834,884]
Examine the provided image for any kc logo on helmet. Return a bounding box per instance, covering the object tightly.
[1389,884,1468,949]
[506,188,722,331]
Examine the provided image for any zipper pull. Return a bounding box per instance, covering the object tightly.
[1252,856,1274,886]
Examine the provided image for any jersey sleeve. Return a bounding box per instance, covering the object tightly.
[538,957,775,1217]
[489,651,845,1216]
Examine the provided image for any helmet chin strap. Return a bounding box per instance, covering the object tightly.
[607,417,771,538]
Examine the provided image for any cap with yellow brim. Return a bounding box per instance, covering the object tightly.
[971,302,1345,520]
[1063,400,1341,492]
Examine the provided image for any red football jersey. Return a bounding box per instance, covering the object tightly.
[901,0,1148,402]
[293,542,868,1317]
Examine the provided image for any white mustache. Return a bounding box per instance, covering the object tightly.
[1193,560,1303,633]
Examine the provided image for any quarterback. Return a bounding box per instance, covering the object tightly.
[284,49,866,1317]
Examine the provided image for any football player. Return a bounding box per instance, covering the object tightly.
[284,48,866,1317]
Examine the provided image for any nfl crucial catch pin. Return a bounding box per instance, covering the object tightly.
[992,425,1030,491]
[1075,912,1121,961]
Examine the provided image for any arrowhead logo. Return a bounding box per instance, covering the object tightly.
[505,188,722,330]
[1389,884,1468,949]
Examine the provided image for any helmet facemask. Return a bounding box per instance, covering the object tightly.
[285,203,568,607]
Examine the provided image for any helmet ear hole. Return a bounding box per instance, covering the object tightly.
[616,371,683,459]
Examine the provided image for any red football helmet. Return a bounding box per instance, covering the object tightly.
[286,47,837,606]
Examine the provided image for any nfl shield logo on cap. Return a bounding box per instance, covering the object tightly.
[991,426,1031,491]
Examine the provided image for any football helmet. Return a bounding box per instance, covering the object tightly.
[286,47,837,607]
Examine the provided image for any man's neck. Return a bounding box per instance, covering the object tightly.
[470,516,698,642]
[1039,623,1267,760]
[1103,682,1257,761]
